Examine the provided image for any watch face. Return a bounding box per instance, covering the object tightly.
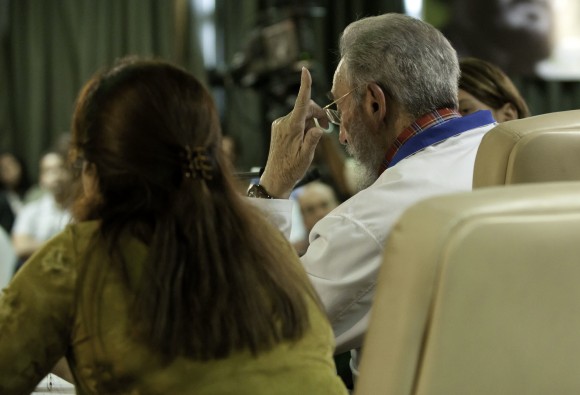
[247,184,272,199]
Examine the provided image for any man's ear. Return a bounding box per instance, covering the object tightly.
[364,82,387,125]
[496,102,518,122]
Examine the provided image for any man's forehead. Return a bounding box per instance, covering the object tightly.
[300,184,336,202]
[41,153,63,166]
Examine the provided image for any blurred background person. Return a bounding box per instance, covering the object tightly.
[459,57,531,122]
[293,180,350,388]
[444,0,554,76]
[0,152,33,233]
[11,149,72,266]
[0,194,14,236]
[294,181,339,256]
[0,58,347,394]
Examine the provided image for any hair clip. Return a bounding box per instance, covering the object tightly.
[181,145,213,181]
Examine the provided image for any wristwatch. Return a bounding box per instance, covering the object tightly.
[247,183,273,199]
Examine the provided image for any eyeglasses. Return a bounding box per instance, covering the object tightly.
[323,86,360,126]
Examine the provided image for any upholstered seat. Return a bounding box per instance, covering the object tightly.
[473,109,580,187]
[0,226,15,289]
[355,182,580,395]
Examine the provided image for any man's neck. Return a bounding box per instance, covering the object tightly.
[385,109,413,153]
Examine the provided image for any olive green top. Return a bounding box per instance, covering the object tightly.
[0,221,347,394]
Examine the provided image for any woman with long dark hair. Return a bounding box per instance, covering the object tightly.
[0,58,346,394]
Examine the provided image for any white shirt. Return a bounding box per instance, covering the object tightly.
[12,194,71,243]
[256,113,496,373]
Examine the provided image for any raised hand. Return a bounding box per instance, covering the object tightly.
[259,68,329,198]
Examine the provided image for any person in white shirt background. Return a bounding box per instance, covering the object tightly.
[247,13,498,385]
[12,149,72,267]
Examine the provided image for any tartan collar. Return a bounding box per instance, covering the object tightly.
[379,108,462,174]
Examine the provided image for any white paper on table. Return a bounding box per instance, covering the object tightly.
[32,374,76,394]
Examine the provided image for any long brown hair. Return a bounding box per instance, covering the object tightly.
[71,58,318,361]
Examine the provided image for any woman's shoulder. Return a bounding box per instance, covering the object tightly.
[65,220,100,235]
[21,221,101,269]
[60,220,101,249]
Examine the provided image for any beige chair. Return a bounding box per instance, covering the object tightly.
[473,109,580,188]
[355,182,580,395]
[0,226,16,289]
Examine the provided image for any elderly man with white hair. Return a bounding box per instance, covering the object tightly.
[248,13,496,377]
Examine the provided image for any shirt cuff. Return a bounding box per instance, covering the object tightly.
[247,198,293,239]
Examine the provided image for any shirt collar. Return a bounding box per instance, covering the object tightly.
[379,108,462,174]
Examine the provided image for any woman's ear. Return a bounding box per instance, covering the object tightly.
[364,82,387,125]
[496,102,518,122]
[82,162,99,197]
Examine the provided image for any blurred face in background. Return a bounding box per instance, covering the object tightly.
[298,182,339,234]
[496,0,552,37]
[492,0,554,66]
[450,0,554,75]
[39,153,71,199]
[0,153,23,189]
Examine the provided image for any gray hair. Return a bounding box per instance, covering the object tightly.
[339,13,459,119]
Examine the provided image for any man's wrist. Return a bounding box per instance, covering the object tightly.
[259,175,293,199]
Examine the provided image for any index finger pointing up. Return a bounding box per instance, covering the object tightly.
[290,67,312,122]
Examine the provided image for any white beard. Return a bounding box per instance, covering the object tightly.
[346,155,378,192]
[345,117,385,191]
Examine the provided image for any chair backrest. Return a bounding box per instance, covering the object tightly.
[355,182,580,395]
[473,109,580,188]
[0,226,15,289]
